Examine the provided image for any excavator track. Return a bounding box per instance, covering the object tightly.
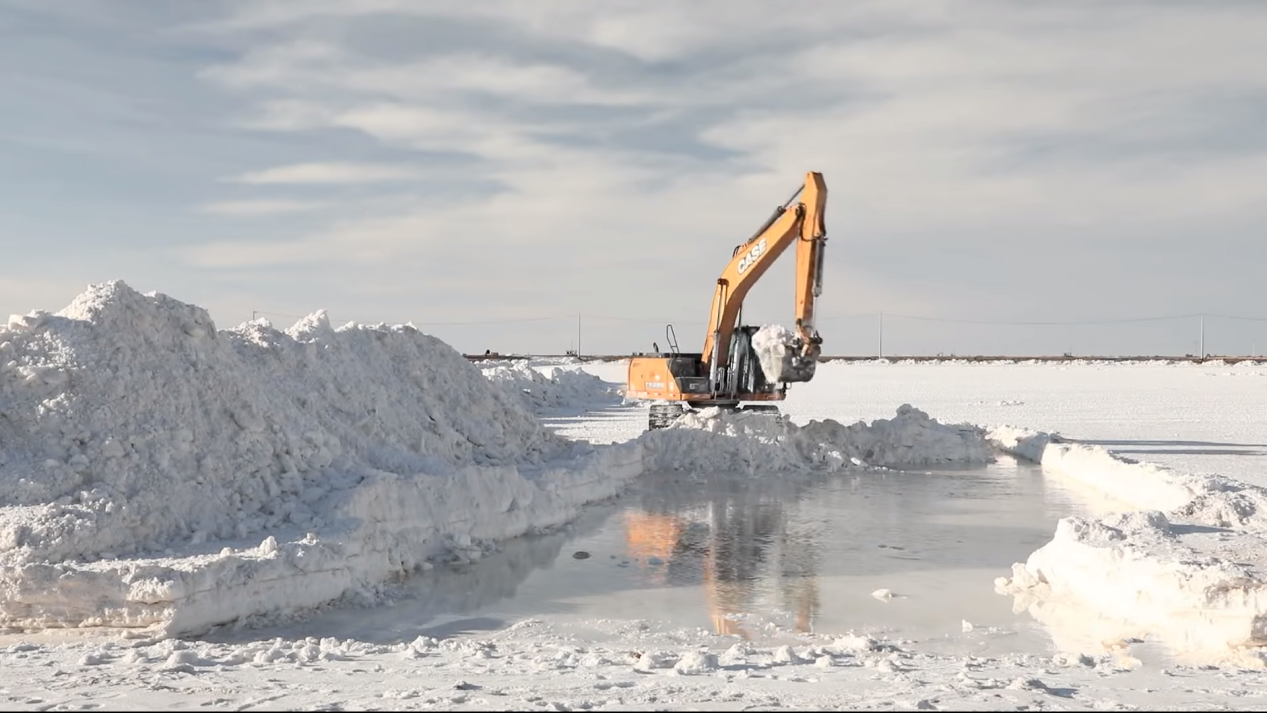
[648,402,687,430]
[647,402,784,430]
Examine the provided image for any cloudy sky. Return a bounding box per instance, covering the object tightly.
[2,0,1265,356]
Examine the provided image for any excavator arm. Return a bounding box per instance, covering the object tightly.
[701,171,828,384]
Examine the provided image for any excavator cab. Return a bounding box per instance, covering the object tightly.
[629,326,789,428]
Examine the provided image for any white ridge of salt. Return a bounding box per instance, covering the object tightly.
[989,427,1267,529]
[989,425,1267,659]
[640,403,994,472]
[995,509,1267,663]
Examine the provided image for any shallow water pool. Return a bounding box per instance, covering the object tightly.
[265,458,1120,658]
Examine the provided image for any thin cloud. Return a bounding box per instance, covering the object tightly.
[233,162,425,185]
[6,1,1264,353]
[199,200,325,217]
[202,42,657,107]
[187,0,1267,334]
[182,238,318,268]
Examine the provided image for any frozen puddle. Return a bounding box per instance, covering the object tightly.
[219,459,1121,658]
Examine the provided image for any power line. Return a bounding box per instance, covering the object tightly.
[582,314,704,324]
[818,313,877,321]
[581,312,875,324]
[880,312,1207,326]
[250,309,1267,328]
[576,311,1266,327]
[1203,313,1267,322]
[882,312,1267,326]
[250,310,576,327]
[407,314,575,326]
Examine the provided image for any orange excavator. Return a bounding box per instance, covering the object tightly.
[625,172,829,429]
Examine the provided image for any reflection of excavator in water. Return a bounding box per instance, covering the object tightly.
[626,172,829,430]
[623,495,820,639]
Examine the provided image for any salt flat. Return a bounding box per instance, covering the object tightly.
[3,303,1266,711]
[572,359,1267,489]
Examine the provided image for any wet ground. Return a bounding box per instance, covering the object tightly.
[250,458,1123,659]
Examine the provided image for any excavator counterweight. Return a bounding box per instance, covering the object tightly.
[626,172,830,429]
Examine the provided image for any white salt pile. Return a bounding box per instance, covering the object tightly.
[0,282,643,634]
[0,282,998,636]
[641,404,993,473]
[0,282,564,564]
[480,361,618,414]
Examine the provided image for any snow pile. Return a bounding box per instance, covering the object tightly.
[639,404,994,472]
[990,426,1267,659]
[480,361,618,414]
[751,324,816,383]
[0,281,643,635]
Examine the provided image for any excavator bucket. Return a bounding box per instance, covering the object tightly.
[779,352,819,383]
[752,325,818,384]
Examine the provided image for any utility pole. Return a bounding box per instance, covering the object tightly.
[1199,314,1205,359]
[878,311,884,359]
[577,312,582,357]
